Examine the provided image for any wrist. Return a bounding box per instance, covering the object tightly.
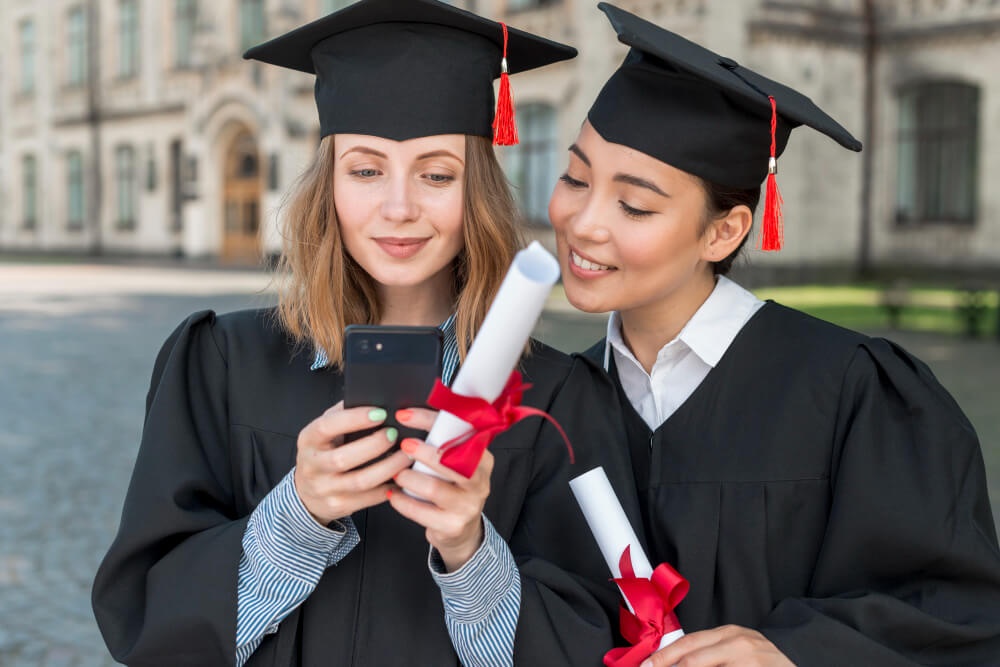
[437,518,485,572]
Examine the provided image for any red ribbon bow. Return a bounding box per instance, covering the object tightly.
[604,546,689,667]
[425,370,573,478]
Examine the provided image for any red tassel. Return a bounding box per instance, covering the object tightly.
[492,23,519,146]
[760,96,783,251]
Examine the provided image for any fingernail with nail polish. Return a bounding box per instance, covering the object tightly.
[396,409,413,423]
[385,489,393,500]
[400,438,418,454]
[385,427,398,443]
[368,408,387,422]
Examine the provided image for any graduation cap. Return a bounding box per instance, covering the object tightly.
[588,3,862,250]
[243,0,576,146]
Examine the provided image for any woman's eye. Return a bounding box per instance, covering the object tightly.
[559,173,587,189]
[425,173,455,184]
[620,201,654,219]
[350,168,380,178]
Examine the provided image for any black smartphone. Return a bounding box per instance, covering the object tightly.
[342,325,444,444]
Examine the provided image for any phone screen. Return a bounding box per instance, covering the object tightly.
[343,325,444,444]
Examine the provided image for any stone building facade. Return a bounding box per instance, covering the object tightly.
[1,0,997,275]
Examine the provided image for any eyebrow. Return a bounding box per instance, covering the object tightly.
[614,173,669,198]
[568,143,590,167]
[416,150,463,163]
[340,146,387,159]
[570,143,669,197]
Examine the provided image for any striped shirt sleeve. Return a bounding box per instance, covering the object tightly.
[429,516,521,667]
[235,469,360,666]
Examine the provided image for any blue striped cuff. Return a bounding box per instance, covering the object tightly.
[251,470,359,575]
[429,516,520,625]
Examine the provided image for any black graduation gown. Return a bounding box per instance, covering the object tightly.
[92,308,617,666]
[581,302,1000,666]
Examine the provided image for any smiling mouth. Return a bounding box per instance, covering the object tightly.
[570,249,615,272]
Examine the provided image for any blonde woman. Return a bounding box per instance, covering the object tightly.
[92,2,616,665]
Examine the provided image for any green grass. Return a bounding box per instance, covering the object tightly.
[753,285,1000,337]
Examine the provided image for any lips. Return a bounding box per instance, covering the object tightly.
[374,237,430,259]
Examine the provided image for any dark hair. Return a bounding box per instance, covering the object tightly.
[700,179,761,276]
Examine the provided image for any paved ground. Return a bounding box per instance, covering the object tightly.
[0,262,997,666]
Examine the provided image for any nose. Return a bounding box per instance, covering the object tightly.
[564,195,611,245]
[379,174,419,223]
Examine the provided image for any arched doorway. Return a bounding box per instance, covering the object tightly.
[222,131,262,263]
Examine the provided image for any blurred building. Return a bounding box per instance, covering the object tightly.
[1,0,998,276]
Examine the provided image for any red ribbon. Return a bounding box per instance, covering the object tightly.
[425,370,573,478]
[604,546,689,667]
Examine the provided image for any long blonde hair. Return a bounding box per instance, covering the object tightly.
[275,135,523,368]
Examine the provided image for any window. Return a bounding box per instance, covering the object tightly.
[115,146,138,230]
[170,140,184,232]
[505,103,559,225]
[67,151,85,230]
[20,19,35,94]
[175,0,197,68]
[118,0,140,78]
[22,155,38,230]
[68,6,89,86]
[896,82,979,224]
[507,0,560,11]
[240,0,266,51]
[320,0,356,13]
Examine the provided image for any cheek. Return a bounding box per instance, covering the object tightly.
[425,189,465,246]
[547,189,573,232]
[618,221,695,270]
[332,180,363,229]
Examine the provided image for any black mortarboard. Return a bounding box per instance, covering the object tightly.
[588,3,862,249]
[243,0,576,144]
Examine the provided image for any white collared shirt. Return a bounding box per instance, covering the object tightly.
[605,276,764,431]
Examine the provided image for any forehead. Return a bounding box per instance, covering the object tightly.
[334,133,467,158]
[573,122,702,189]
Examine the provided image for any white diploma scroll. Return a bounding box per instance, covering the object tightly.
[412,241,561,478]
[570,466,685,652]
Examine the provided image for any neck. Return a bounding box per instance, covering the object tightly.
[618,273,717,374]
[377,273,454,327]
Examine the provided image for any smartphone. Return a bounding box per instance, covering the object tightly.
[342,325,444,444]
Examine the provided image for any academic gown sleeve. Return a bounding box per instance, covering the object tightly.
[92,311,244,666]
[760,337,1000,666]
[492,353,620,665]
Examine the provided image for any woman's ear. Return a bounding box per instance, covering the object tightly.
[702,204,753,262]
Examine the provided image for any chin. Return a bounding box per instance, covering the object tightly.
[563,280,613,314]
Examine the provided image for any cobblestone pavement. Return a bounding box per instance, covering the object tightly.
[0,263,997,665]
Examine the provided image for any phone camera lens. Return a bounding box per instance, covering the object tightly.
[359,339,370,353]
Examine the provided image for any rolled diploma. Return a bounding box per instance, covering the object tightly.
[412,241,560,478]
[569,467,684,652]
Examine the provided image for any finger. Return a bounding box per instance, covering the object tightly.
[681,627,786,667]
[393,466,467,511]
[294,465,396,524]
[386,484,447,529]
[643,627,744,667]
[395,407,438,433]
[299,405,389,450]
[399,438,477,486]
[311,427,401,473]
[316,483,397,520]
[332,450,413,494]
